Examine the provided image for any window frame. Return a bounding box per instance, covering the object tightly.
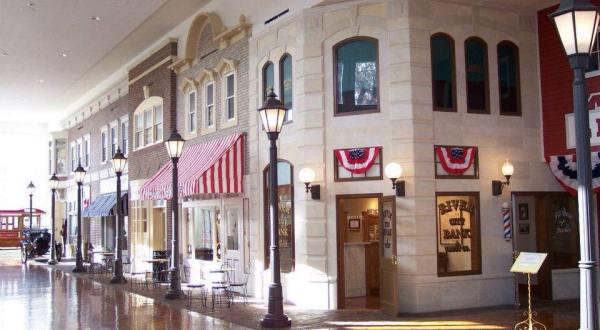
[186,90,198,135]
[101,127,108,163]
[223,72,236,122]
[333,147,383,182]
[279,53,293,123]
[120,115,129,156]
[430,33,457,112]
[70,142,76,171]
[464,37,490,114]
[83,134,90,168]
[133,97,164,150]
[497,41,522,116]
[263,160,295,273]
[262,61,275,102]
[204,81,216,130]
[76,138,82,166]
[110,121,118,158]
[333,36,381,117]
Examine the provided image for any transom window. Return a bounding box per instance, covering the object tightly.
[187,91,197,134]
[431,33,456,112]
[280,54,293,122]
[497,41,521,116]
[334,37,379,115]
[205,82,215,128]
[225,73,235,120]
[133,98,163,150]
[465,37,489,114]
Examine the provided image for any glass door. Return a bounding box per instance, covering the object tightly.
[223,202,243,283]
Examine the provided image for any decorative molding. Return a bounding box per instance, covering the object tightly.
[215,15,252,49]
[214,57,238,74]
[195,68,216,85]
[179,77,199,92]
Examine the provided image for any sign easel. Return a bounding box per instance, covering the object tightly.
[510,252,548,330]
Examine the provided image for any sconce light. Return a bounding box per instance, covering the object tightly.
[492,159,514,196]
[385,162,405,197]
[299,167,320,200]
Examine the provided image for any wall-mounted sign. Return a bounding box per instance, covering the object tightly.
[565,108,600,149]
[436,192,482,276]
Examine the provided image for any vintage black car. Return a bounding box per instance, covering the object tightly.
[20,228,51,263]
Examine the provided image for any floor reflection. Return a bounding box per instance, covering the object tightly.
[0,262,245,330]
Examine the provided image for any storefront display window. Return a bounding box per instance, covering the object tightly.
[436,192,481,276]
[264,160,295,272]
[194,208,213,261]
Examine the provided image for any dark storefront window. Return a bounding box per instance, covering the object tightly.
[497,41,521,116]
[264,160,294,272]
[431,33,456,112]
[465,37,489,113]
[334,37,379,115]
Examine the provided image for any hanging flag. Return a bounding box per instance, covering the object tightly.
[502,202,512,241]
[545,152,600,195]
[334,147,381,174]
[435,146,477,175]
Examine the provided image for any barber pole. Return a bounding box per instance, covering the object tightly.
[502,202,512,241]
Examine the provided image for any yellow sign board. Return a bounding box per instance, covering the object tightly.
[510,252,548,274]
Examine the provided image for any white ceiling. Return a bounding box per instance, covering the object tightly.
[0,0,206,124]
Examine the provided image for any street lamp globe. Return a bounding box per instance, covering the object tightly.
[258,89,288,134]
[49,174,60,190]
[74,163,86,184]
[165,130,185,159]
[26,181,36,196]
[550,0,599,56]
[111,148,127,174]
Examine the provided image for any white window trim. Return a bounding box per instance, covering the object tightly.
[202,81,216,135]
[133,96,164,151]
[101,126,109,164]
[120,115,129,156]
[186,90,198,138]
[69,142,76,171]
[110,120,118,158]
[83,134,91,169]
[221,71,237,128]
[76,138,83,167]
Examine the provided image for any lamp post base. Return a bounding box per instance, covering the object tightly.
[110,275,127,284]
[165,289,185,300]
[47,259,57,265]
[260,314,292,328]
[72,266,86,273]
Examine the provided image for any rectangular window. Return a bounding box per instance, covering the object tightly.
[188,91,197,133]
[84,136,90,168]
[436,192,482,276]
[205,83,214,127]
[101,130,108,162]
[334,147,382,182]
[135,114,143,149]
[154,105,163,142]
[121,120,128,155]
[70,144,75,171]
[226,74,235,120]
[434,145,479,179]
[144,110,153,145]
[76,139,82,165]
[111,125,118,157]
[280,54,293,121]
[194,208,213,261]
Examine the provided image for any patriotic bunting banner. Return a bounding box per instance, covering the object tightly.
[545,152,600,195]
[334,147,381,174]
[435,146,477,175]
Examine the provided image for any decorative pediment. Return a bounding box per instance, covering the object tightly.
[214,58,238,75]
[215,15,252,49]
[184,12,226,62]
[179,77,199,92]
[195,69,216,84]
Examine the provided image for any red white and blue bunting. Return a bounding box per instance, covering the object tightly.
[334,147,381,174]
[435,146,477,175]
[545,152,600,195]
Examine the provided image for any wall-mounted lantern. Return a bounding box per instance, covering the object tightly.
[384,162,405,197]
[492,159,514,196]
[299,167,320,200]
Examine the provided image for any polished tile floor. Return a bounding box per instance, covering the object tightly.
[0,249,580,329]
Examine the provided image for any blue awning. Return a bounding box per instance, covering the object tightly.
[82,192,127,217]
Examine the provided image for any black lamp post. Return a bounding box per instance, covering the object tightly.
[110,148,127,284]
[258,90,291,328]
[48,174,60,265]
[72,163,87,273]
[164,130,185,299]
[26,181,35,229]
[550,1,600,329]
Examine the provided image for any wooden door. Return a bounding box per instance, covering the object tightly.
[379,196,398,315]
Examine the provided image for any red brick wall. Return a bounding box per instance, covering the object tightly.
[538,3,600,157]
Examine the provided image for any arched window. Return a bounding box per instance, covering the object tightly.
[431,33,456,112]
[280,54,293,122]
[262,61,274,102]
[263,160,294,272]
[334,37,379,115]
[465,37,489,113]
[497,41,521,115]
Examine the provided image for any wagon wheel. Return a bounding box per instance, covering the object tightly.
[20,245,28,264]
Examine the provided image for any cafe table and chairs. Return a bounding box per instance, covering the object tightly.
[208,268,232,309]
[144,258,169,291]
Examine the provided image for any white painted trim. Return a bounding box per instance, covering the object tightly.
[185,89,198,138]
[221,71,238,128]
[202,81,217,134]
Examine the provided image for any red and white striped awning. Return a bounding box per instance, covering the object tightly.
[139,133,244,200]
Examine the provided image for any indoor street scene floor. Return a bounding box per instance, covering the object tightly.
[0,249,580,330]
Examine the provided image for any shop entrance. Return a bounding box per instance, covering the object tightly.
[512,192,579,301]
[336,194,398,312]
